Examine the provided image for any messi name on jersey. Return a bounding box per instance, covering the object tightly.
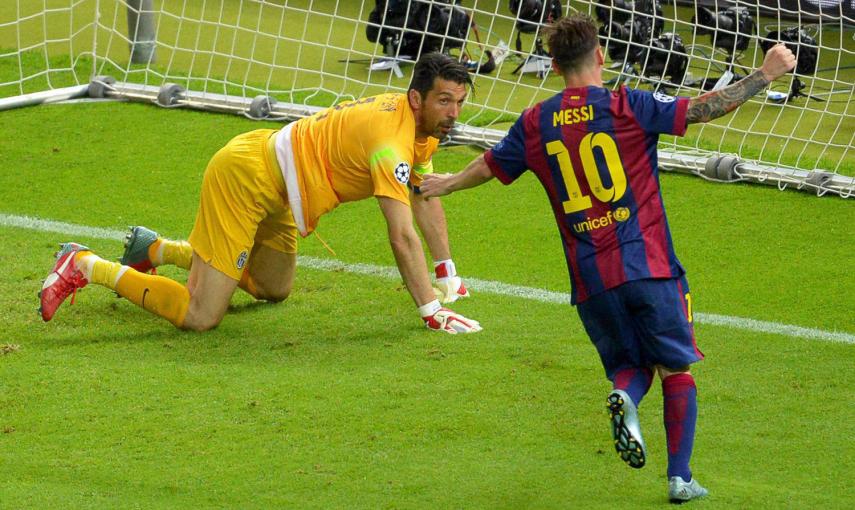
[552,105,594,127]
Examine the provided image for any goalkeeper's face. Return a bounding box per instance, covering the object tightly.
[415,78,468,141]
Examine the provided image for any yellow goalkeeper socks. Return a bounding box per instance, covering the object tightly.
[76,252,123,287]
[114,269,190,327]
[148,239,193,270]
[75,252,189,327]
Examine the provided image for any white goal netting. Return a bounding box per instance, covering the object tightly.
[1,0,853,196]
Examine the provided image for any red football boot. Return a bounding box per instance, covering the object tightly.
[39,242,90,322]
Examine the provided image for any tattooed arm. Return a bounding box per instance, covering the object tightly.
[687,43,797,124]
[686,71,769,124]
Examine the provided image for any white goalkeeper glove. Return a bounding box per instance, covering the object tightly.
[434,276,470,304]
[433,259,471,304]
[419,300,482,334]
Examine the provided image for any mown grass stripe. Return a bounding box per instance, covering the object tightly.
[3,212,853,345]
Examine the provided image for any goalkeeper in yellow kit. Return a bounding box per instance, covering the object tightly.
[38,53,481,334]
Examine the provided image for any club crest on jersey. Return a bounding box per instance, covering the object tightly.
[394,162,410,184]
[653,91,676,103]
[236,250,248,269]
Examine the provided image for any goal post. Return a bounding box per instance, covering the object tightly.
[127,0,157,64]
[0,0,852,197]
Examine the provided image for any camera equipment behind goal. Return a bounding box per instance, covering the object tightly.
[366,0,471,59]
[508,0,563,76]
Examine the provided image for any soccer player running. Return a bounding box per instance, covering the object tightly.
[421,13,795,503]
[39,53,481,335]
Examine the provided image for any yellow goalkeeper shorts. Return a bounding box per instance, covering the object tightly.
[189,129,298,281]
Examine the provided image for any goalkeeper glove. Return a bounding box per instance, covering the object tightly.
[434,259,470,304]
[419,300,482,334]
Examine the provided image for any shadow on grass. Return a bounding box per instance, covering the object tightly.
[227,300,281,315]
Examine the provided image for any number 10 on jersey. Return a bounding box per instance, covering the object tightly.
[546,132,627,214]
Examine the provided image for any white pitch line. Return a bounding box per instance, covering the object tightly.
[3,212,853,345]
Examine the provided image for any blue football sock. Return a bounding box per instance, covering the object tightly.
[612,367,654,406]
[663,372,698,481]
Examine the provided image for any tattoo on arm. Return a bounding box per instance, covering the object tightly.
[686,71,770,124]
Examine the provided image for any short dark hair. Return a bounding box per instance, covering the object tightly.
[408,52,473,97]
[543,13,599,74]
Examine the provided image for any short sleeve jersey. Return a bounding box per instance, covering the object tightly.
[484,85,690,304]
[289,93,439,233]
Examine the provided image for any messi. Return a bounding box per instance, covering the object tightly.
[553,105,594,127]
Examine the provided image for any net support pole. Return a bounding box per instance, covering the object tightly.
[127,0,157,64]
[61,79,855,199]
[0,85,91,111]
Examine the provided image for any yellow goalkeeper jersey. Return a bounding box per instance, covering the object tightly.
[287,93,438,235]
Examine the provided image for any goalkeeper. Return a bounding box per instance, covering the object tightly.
[39,52,480,334]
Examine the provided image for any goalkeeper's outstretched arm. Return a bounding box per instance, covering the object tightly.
[411,190,450,261]
[377,196,436,307]
[420,154,494,198]
[686,43,796,124]
[377,196,481,334]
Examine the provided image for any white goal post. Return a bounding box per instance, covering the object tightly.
[1,0,853,197]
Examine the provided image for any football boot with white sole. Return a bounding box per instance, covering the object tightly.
[39,242,90,322]
[668,476,708,503]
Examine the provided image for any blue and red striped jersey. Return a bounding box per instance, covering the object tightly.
[485,85,690,304]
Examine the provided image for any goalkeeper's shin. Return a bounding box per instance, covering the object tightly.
[114,268,190,327]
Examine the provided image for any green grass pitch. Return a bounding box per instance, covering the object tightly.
[0,99,853,508]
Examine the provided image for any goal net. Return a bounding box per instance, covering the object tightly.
[1,0,853,196]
